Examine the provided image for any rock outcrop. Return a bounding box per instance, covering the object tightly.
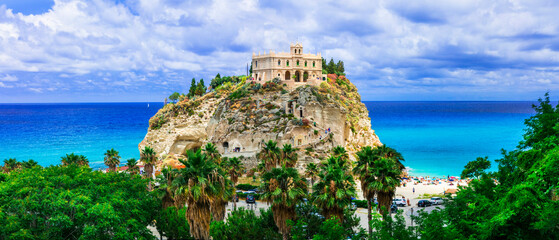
[139,75,381,171]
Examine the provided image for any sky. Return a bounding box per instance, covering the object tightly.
[0,0,558,102]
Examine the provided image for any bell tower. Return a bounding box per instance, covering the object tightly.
[290,42,303,55]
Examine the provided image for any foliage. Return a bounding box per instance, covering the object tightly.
[236,183,259,191]
[322,57,345,75]
[103,148,121,172]
[168,92,180,103]
[228,87,248,100]
[261,166,308,239]
[140,146,157,190]
[0,165,157,239]
[2,158,40,173]
[460,156,491,179]
[173,149,224,240]
[312,156,356,222]
[155,206,194,240]
[369,211,416,240]
[210,208,282,240]
[61,153,89,167]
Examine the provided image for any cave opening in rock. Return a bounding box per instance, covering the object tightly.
[223,142,229,153]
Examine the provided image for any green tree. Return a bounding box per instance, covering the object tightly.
[169,92,180,103]
[312,156,356,222]
[520,92,559,150]
[258,140,281,172]
[61,153,89,167]
[0,165,158,239]
[195,78,206,96]
[2,158,21,173]
[210,208,282,240]
[125,158,140,175]
[188,78,197,98]
[327,58,336,74]
[353,146,376,235]
[155,206,195,240]
[332,146,350,168]
[461,156,491,179]
[21,159,39,169]
[226,157,245,210]
[261,166,308,240]
[103,148,120,172]
[140,146,157,190]
[304,162,318,192]
[174,149,221,240]
[280,144,298,168]
[336,60,345,74]
[371,157,402,217]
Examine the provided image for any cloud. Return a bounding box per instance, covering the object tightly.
[0,0,558,102]
[0,74,18,82]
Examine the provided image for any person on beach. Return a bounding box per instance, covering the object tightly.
[413,187,415,194]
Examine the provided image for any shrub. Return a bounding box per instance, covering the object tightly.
[155,206,194,240]
[210,208,281,240]
[236,183,258,191]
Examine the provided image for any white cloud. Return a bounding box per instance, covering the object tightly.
[0,0,558,101]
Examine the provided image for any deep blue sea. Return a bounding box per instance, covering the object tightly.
[0,101,535,176]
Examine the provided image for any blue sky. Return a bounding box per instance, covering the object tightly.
[0,0,558,102]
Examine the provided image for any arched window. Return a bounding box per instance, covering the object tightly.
[313,61,315,67]
[278,60,281,66]
[297,60,299,66]
[286,60,289,66]
[305,61,307,67]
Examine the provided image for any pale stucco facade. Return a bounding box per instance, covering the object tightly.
[251,43,325,88]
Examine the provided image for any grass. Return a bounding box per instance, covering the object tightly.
[237,176,262,185]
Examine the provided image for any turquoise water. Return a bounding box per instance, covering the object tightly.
[365,102,535,177]
[0,102,536,175]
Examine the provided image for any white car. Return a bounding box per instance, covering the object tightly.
[393,198,406,207]
[429,197,444,205]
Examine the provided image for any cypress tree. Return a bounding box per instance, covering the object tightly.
[188,78,196,98]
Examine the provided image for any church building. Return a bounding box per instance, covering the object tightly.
[251,43,325,88]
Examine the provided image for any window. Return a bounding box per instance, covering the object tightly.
[278,60,281,66]
[305,61,307,67]
[287,60,289,66]
[255,61,257,68]
[297,60,299,66]
[313,61,315,67]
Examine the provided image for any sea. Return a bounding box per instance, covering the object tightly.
[0,101,536,176]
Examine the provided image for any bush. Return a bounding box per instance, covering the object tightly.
[229,87,248,100]
[155,206,194,240]
[210,208,281,240]
[236,183,258,191]
[0,165,158,239]
[352,199,368,209]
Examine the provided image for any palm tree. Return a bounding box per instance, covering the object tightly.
[332,146,350,163]
[203,142,230,222]
[140,146,157,190]
[261,166,308,240]
[372,157,402,217]
[173,149,221,240]
[258,140,281,171]
[353,146,376,234]
[21,159,39,169]
[156,166,184,210]
[305,162,318,192]
[280,144,298,168]
[125,158,140,175]
[61,153,89,167]
[103,148,121,172]
[203,143,221,163]
[372,145,405,170]
[2,158,21,173]
[312,156,356,222]
[330,146,352,171]
[226,157,245,210]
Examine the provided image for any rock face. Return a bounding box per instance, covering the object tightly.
[139,75,381,171]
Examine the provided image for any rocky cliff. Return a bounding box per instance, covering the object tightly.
[139,74,381,171]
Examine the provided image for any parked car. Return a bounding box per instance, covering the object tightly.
[429,197,444,205]
[417,200,432,207]
[246,194,256,204]
[390,203,398,213]
[393,198,406,207]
